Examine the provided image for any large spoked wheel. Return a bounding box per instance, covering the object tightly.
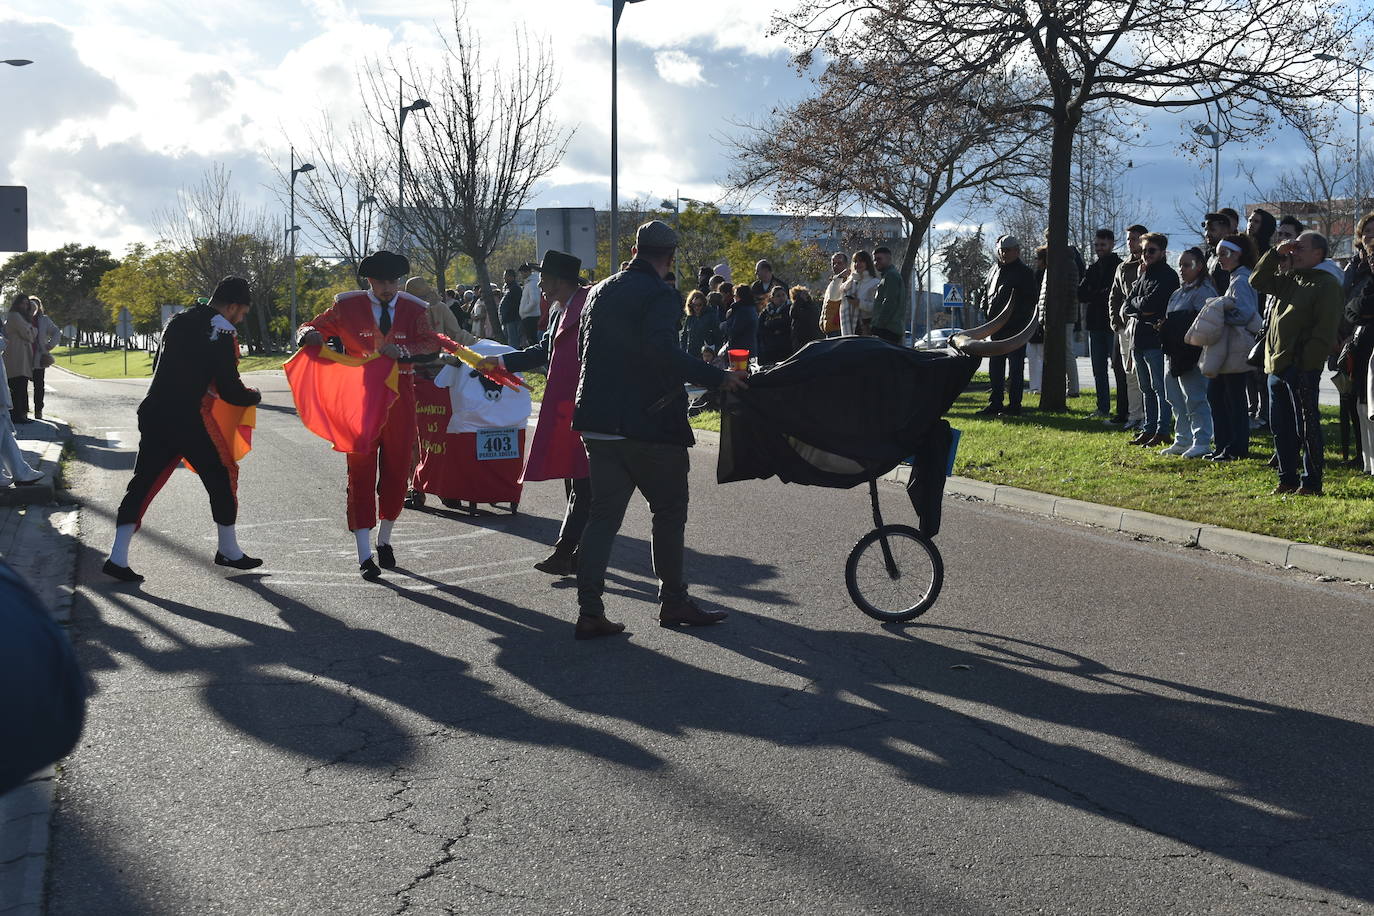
[845,524,944,622]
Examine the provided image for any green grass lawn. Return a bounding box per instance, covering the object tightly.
[52,347,289,378]
[948,383,1374,555]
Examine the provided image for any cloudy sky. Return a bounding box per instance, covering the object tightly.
[0,0,1358,266]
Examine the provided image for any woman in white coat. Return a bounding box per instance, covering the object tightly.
[839,250,879,337]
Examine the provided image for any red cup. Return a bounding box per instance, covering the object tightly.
[727,349,750,372]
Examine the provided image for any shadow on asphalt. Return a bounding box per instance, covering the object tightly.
[67,505,1372,906]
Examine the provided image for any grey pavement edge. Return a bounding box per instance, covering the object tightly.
[0,416,78,916]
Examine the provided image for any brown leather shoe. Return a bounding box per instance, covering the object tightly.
[659,598,727,628]
[1296,485,1323,496]
[574,614,625,640]
[1128,431,1151,445]
[1270,483,1298,495]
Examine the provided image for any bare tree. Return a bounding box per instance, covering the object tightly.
[157,164,290,352]
[774,0,1368,409]
[1243,110,1356,244]
[359,2,572,308]
[273,115,384,277]
[728,57,1043,291]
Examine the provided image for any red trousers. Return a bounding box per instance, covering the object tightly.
[346,375,416,530]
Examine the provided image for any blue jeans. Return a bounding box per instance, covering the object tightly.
[1207,373,1251,458]
[1133,347,1172,437]
[1087,329,1114,414]
[503,320,523,348]
[1163,367,1212,450]
[1268,368,1324,488]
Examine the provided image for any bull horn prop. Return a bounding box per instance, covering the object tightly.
[955,304,1013,342]
[952,308,1042,358]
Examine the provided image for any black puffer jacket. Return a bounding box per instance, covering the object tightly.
[1123,261,1180,350]
[575,261,727,446]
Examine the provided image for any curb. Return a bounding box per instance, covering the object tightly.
[0,419,70,507]
[880,465,1374,584]
[0,767,55,916]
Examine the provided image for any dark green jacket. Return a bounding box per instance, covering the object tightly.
[871,265,905,335]
[1251,249,1344,374]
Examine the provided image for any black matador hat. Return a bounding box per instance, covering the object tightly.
[358,250,410,280]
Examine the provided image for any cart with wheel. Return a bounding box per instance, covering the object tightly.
[718,314,1035,623]
[410,342,531,515]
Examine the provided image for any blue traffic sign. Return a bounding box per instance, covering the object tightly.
[942,283,965,309]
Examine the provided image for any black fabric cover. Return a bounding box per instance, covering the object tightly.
[717,337,979,534]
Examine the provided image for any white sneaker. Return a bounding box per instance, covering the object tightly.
[1181,444,1210,459]
[1159,441,1188,456]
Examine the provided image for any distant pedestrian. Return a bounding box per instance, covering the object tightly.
[520,263,543,346]
[1123,232,1179,447]
[978,235,1037,417]
[757,286,793,365]
[680,289,721,360]
[0,316,43,489]
[1253,231,1344,495]
[1079,228,1122,418]
[820,252,848,337]
[1341,212,1374,474]
[870,246,905,345]
[840,250,878,336]
[2,294,35,424]
[499,269,522,346]
[751,259,787,301]
[28,298,59,422]
[788,286,822,354]
[1158,247,1214,458]
[1109,224,1149,429]
[1204,234,1261,461]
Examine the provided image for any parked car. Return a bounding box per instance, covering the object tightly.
[913,328,964,350]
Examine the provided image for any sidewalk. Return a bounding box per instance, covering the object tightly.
[0,416,79,916]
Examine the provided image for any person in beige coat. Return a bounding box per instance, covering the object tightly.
[3,295,36,424]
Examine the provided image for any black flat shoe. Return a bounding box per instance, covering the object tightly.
[360,557,382,581]
[215,551,263,570]
[376,544,396,569]
[102,559,144,583]
[13,476,44,487]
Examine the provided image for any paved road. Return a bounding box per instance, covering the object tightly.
[46,368,1374,915]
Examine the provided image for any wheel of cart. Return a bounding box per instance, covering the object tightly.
[844,477,943,622]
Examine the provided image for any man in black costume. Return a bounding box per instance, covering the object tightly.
[104,277,264,582]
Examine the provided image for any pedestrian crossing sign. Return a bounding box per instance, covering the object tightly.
[942,283,965,309]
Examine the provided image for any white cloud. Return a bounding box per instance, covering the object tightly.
[654,49,709,87]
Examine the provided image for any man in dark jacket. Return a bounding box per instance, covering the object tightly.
[498,269,523,347]
[1122,233,1181,446]
[572,220,747,640]
[1079,228,1123,417]
[104,277,263,582]
[979,235,1037,416]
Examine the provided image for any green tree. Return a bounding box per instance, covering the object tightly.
[96,244,194,332]
[939,229,992,315]
[0,243,118,337]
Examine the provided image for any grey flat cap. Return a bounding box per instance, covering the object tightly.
[636,219,678,250]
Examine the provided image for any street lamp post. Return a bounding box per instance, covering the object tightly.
[1192,123,1222,214]
[1316,52,1368,246]
[397,79,431,245]
[288,149,314,341]
[611,0,649,271]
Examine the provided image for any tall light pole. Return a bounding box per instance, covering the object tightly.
[611,0,649,271]
[288,149,314,341]
[397,79,431,248]
[1317,52,1368,247]
[1192,123,1222,214]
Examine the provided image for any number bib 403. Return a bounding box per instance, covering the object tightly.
[476,427,520,461]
